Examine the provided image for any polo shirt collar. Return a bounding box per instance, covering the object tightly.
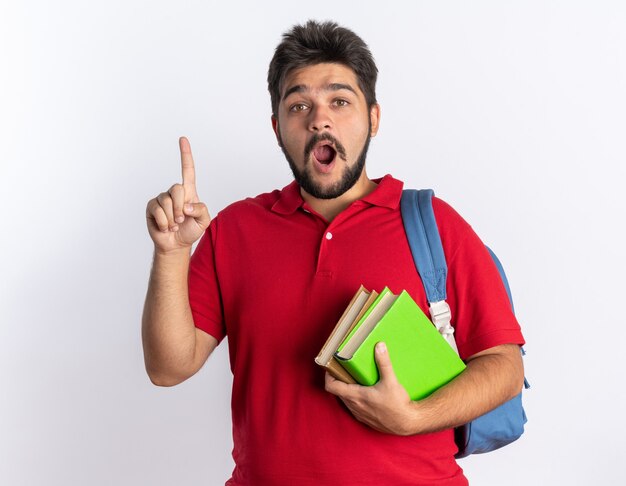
[361,174,404,209]
[270,174,403,215]
[271,180,303,215]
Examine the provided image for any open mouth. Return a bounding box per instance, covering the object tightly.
[313,143,337,165]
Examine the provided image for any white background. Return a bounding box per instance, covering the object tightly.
[1,1,625,484]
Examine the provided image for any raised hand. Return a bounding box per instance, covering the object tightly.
[146,137,211,254]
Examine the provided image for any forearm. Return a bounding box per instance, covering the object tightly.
[407,344,524,435]
[142,248,197,385]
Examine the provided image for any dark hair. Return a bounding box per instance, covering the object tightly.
[267,20,378,117]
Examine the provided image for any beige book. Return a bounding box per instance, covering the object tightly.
[315,285,379,384]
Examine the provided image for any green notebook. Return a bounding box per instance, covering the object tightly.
[335,288,466,400]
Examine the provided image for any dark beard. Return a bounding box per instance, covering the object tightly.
[279,126,372,200]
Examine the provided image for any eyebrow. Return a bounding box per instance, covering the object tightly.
[282,83,357,101]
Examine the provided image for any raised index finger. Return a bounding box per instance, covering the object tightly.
[179,136,199,202]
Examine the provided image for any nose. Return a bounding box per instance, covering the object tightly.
[308,104,333,132]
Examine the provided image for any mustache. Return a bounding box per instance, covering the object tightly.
[304,133,347,162]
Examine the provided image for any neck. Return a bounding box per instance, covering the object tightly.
[300,171,378,222]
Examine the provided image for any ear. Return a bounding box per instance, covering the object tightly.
[369,103,381,137]
[271,115,282,147]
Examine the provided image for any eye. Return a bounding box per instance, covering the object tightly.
[334,99,350,107]
[289,103,309,113]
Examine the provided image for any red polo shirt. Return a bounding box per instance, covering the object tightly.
[188,174,524,486]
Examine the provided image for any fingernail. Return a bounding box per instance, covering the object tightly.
[185,204,194,212]
[377,342,387,354]
[171,225,179,232]
[175,216,184,223]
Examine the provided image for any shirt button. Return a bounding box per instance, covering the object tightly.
[326,232,333,240]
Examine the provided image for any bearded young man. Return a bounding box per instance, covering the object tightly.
[142,20,525,486]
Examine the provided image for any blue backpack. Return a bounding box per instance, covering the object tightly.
[400,189,529,458]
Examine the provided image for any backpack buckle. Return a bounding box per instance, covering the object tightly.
[429,300,459,354]
[429,300,451,329]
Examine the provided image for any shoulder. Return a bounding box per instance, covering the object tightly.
[213,179,302,228]
[428,194,481,263]
[431,195,471,231]
[217,188,283,220]
[196,189,282,252]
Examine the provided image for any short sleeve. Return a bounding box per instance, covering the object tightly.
[188,218,227,343]
[433,198,525,360]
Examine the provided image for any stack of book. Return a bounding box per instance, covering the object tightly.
[315,286,466,400]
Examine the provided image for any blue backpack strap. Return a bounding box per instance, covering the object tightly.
[400,189,447,303]
[401,189,457,352]
[401,188,528,457]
